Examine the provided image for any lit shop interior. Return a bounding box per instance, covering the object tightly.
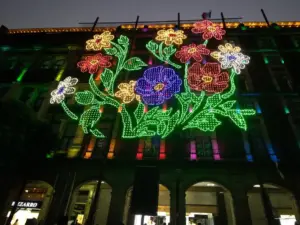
[9,181,53,225]
[10,180,298,225]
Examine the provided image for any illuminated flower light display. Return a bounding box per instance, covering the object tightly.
[52,23,256,141]
[175,44,210,63]
[77,53,112,74]
[50,76,78,104]
[135,66,182,105]
[85,31,114,51]
[155,29,187,46]
[115,81,141,104]
[210,43,250,74]
[188,62,229,93]
[192,20,226,40]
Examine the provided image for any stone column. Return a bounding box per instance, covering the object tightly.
[215,192,227,225]
[177,187,186,225]
[291,195,300,222]
[170,186,176,225]
[106,186,127,225]
[232,190,252,225]
[45,173,74,225]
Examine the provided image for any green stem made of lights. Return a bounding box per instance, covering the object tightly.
[222,69,236,99]
[158,43,181,69]
[184,63,190,92]
[106,42,128,95]
[146,41,181,69]
[61,101,78,120]
[89,75,119,107]
[89,75,136,137]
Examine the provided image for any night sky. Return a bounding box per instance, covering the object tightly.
[0,0,299,29]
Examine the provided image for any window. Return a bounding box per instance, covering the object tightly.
[60,123,77,152]
[292,36,300,48]
[19,87,35,102]
[136,137,161,160]
[265,54,283,66]
[257,37,277,48]
[90,123,113,159]
[272,72,293,92]
[247,118,278,162]
[189,130,213,160]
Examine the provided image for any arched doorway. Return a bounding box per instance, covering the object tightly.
[68,180,112,225]
[185,181,235,225]
[248,183,300,225]
[123,184,171,225]
[9,180,54,225]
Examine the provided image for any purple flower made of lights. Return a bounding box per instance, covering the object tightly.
[135,66,182,105]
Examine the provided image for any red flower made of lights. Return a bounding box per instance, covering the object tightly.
[188,62,229,93]
[175,44,210,63]
[77,53,112,74]
[192,20,226,40]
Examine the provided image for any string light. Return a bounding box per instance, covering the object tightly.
[135,66,182,105]
[79,106,104,137]
[155,29,187,46]
[77,53,112,74]
[175,43,210,63]
[85,31,114,51]
[56,25,256,139]
[192,20,226,40]
[187,62,229,93]
[146,40,181,69]
[61,101,78,120]
[211,43,250,74]
[50,76,78,104]
[123,57,148,71]
[115,81,141,104]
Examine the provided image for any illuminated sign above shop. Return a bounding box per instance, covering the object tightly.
[12,201,42,209]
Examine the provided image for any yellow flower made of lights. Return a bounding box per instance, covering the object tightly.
[211,43,241,59]
[115,81,141,104]
[86,31,115,51]
[155,29,187,46]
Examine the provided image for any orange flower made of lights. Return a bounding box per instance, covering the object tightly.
[85,31,114,51]
[115,81,141,104]
[77,53,112,74]
[155,29,187,46]
[175,43,210,63]
[188,62,229,93]
[192,20,226,40]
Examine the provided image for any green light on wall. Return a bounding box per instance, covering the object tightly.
[284,106,290,114]
[16,68,28,82]
[264,57,269,64]
[281,58,285,64]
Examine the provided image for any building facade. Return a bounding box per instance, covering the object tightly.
[1,20,300,225]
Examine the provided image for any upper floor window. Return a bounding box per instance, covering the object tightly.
[257,37,277,49]
[291,36,300,48]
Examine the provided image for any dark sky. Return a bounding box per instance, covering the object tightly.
[1,0,299,29]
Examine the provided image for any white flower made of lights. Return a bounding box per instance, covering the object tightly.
[50,76,78,104]
[211,43,250,74]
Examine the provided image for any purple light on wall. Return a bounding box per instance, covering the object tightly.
[190,141,197,160]
[212,139,221,160]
